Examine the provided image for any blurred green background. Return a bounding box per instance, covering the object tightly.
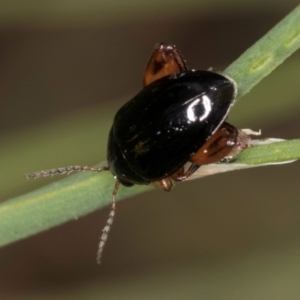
[0,1,300,299]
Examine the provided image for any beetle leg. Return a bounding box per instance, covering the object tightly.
[189,122,252,166]
[143,43,188,86]
[173,124,252,181]
[158,177,173,192]
[173,164,200,181]
[189,123,239,166]
[219,128,252,162]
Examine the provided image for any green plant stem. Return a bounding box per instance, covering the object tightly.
[1,139,300,247]
[224,4,300,99]
[0,168,153,247]
[1,5,300,248]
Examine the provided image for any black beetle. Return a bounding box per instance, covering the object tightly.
[27,43,251,263]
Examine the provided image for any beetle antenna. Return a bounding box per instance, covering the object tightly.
[26,165,109,179]
[97,180,120,265]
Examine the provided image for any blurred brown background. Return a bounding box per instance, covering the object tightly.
[0,1,300,299]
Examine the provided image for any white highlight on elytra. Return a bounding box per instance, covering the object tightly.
[186,98,200,121]
[186,95,212,122]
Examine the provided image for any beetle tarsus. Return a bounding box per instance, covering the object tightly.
[175,164,200,181]
[219,156,237,163]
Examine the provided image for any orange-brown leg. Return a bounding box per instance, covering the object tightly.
[143,43,188,87]
[162,164,200,183]
[166,123,237,182]
[189,122,252,165]
[219,127,252,162]
[157,123,251,184]
[189,122,239,166]
[170,164,199,182]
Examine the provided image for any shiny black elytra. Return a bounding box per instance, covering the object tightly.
[108,70,236,186]
[27,43,251,264]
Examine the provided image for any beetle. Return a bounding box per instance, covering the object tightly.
[27,43,251,263]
